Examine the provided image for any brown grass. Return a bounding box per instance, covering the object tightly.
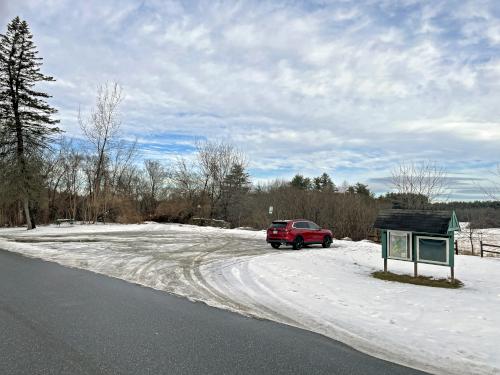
[372,271,463,289]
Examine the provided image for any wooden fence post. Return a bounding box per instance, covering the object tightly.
[480,240,483,258]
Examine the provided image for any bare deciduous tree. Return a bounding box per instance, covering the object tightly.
[109,139,138,196]
[79,82,123,222]
[41,145,65,220]
[197,140,246,219]
[143,159,167,216]
[482,163,500,201]
[390,161,449,209]
[171,158,198,197]
[461,210,485,255]
[60,140,83,220]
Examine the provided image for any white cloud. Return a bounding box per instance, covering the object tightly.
[402,118,500,141]
[2,0,500,199]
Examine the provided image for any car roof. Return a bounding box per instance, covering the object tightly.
[272,219,310,222]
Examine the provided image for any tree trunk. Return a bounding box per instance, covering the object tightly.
[29,203,36,229]
[23,198,33,230]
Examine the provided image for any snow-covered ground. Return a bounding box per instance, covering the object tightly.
[456,224,500,256]
[0,223,269,312]
[0,223,499,375]
[203,241,500,375]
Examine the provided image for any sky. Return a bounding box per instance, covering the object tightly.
[1,0,500,200]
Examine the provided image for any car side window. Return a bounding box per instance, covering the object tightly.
[308,222,320,230]
[294,221,308,229]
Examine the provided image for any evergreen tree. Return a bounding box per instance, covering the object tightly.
[313,172,336,192]
[220,163,251,222]
[345,182,372,196]
[353,182,372,197]
[346,185,355,194]
[0,17,60,229]
[381,192,429,209]
[224,164,251,193]
[290,174,312,190]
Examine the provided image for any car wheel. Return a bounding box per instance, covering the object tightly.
[271,243,280,249]
[322,235,332,248]
[293,236,304,250]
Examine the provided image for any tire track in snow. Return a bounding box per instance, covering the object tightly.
[0,225,302,326]
[180,238,304,326]
[180,235,304,326]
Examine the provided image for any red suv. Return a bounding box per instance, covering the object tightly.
[266,219,333,250]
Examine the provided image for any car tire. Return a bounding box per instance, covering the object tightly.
[271,243,281,249]
[322,235,332,248]
[293,236,304,250]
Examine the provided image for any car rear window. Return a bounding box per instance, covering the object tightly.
[271,222,288,228]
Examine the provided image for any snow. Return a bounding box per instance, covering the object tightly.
[456,223,500,256]
[1,223,499,375]
[0,223,266,309]
[203,241,500,375]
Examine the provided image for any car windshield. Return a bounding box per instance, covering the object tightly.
[270,222,287,228]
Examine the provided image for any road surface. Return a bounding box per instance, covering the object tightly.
[0,250,426,375]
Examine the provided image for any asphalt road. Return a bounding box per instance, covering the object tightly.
[0,250,427,375]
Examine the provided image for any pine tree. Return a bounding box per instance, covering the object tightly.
[224,164,250,193]
[290,174,312,190]
[353,182,372,197]
[313,173,336,192]
[0,17,60,229]
[220,163,250,222]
